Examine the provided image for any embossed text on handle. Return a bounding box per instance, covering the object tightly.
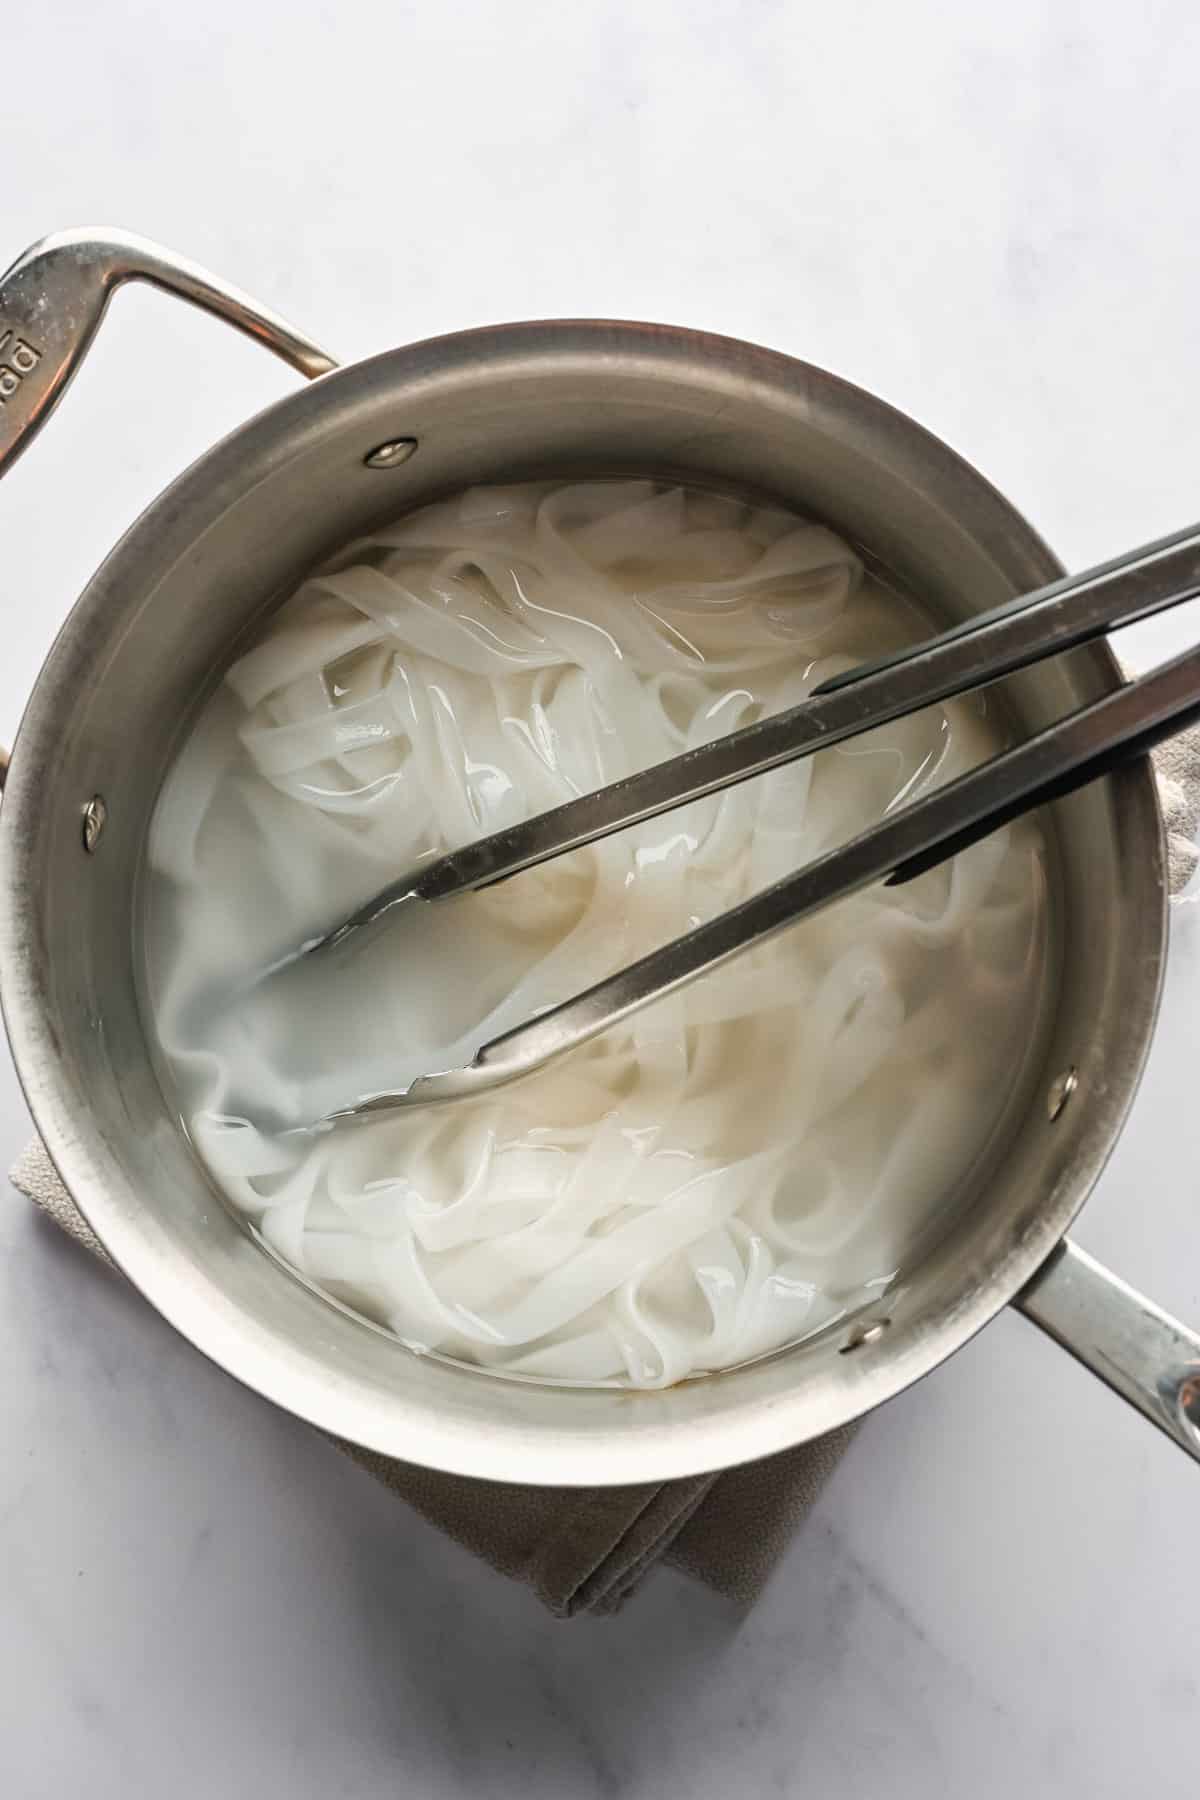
[0,326,42,404]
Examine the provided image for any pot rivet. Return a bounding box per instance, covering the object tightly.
[1047,1066,1078,1122]
[82,795,107,854]
[364,437,418,470]
[841,1317,890,1353]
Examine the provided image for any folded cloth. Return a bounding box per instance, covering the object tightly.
[11,725,1200,1616]
[1154,729,1200,892]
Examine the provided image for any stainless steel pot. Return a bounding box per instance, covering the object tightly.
[1,228,1197,1482]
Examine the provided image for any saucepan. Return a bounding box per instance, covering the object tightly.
[1,227,1196,1482]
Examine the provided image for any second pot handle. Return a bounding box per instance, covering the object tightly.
[0,226,337,480]
[1015,1238,1200,1464]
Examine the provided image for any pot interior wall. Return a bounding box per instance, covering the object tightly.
[0,325,1164,1481]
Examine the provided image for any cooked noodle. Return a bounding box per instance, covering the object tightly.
[141,481,1050,1387]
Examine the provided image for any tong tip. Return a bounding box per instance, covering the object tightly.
[320,1058,501,1125]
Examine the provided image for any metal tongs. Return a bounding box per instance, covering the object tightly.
[311,522,1200,1121]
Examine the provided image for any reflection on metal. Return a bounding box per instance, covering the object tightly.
[841,1319,891,1353]
[364,437,418,469]
[1047,1066,1079,1121]
[81,796,107,854]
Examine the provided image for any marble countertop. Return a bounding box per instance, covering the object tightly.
[2,4,1199,1793]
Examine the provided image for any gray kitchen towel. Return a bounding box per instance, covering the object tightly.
[11,726,1200,1616]
[1155,729,1200,892]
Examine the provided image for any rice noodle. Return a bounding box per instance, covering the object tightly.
[140,480,1051,1388]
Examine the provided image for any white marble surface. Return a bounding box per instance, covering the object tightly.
[2,4,1200,1794]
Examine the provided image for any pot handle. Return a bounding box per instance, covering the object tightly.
[0,226,337,792]
[1014,1238,1200,1464]
[0,226,337,483]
